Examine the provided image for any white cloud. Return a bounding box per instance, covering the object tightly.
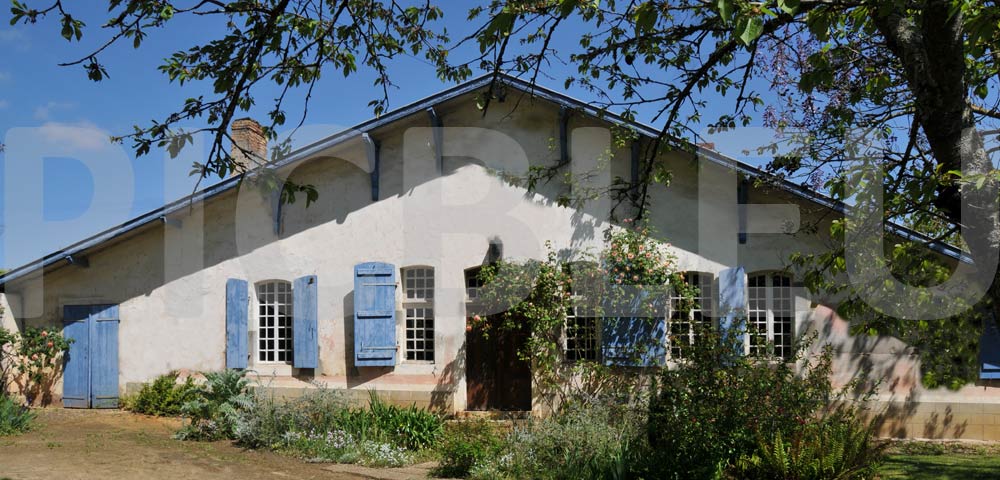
[37,121,112,151]
[33,101,76,121]
[0,29,29,50]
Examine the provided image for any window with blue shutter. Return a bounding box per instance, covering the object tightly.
[718,267,748,357]
[354,262,397,367]
[226,278,249,369]
[293,275,318,369]
[601,291,666,367]
[981,315,1000,380]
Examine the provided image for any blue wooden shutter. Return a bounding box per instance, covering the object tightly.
[226,278,249,369]
[601,291,666,367]
[62,305,91,408]
[90,305,120,408]
[980,315,1000,379]
[718,267,748,356]
[354,262,397,367]
[293,275,318,369]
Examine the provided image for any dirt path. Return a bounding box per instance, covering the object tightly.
[0,409,436,480]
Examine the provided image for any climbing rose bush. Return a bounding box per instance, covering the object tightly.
[0,326,72,405]
[473,221,696,406]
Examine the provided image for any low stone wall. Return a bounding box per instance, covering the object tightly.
[871,401,1000,441]
[125,380,455,413]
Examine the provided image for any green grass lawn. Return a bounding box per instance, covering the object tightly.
[880,442,1000,480]
[881,454,1000,479]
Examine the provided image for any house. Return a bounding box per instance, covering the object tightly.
[1,74,998,439]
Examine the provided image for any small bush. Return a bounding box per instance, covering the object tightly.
[366,390,443,450]
[0,395,35,436]
[643,330,885,479]
[123,371,197,416]
[433,420,505,478]
[175,372,442,468]
[733,413,887,480]
[175,369,252,440]
[501,401,644,480]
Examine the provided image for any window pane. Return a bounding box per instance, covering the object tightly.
[748,274,768,357]
[256,280,294,363]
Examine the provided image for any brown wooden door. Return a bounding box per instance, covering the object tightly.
[465,315,531,411]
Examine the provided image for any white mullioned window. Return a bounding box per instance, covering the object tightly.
[563,264,600,362]
[256,280,293,363]
[669,272,714,359]
[565,298,599,362]
[748,272,794,359]
[403,267,435,362]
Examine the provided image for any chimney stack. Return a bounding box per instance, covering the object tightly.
[230,118,267,176]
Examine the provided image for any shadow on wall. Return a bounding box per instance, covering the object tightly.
[805,305,1000,439]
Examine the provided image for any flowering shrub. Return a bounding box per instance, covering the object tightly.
[0,326,72,405]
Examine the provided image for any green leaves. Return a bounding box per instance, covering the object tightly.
[717,0,736,24]
[735,15,764,45]
[60,14,84,41]
[777,0,800,15]
[634,2,658,35]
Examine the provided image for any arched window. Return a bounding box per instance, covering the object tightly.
[669,272,714,359]
[402,266,435,362]
[748,272,793,359]
[256,280,293,363]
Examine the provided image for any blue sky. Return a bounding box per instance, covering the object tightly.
[0,2,776,269]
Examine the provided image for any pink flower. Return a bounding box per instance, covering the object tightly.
[633,275,639,281]
[31,353,38,360]
[473,315,481,322]
[627,253,635,260]
[40,331,48,338]
[46,341,54,348]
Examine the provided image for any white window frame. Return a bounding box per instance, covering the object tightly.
[747,272,794,359]
[668,272,714,359]
[564,295,600,362]
[402,266,435,363]
[253,279,294,365]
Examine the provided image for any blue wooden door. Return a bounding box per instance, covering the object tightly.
[62,306,91,408]
[62,304,120,409]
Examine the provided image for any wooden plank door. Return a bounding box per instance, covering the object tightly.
[90,305,120,408]
[62,304,120,409]
[465,314,531,411]
[62,305,92,408]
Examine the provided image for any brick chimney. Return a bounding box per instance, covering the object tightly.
[697,142,716,151]
[230,118,267,175]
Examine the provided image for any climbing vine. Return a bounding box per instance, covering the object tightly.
[473,221,697,408]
